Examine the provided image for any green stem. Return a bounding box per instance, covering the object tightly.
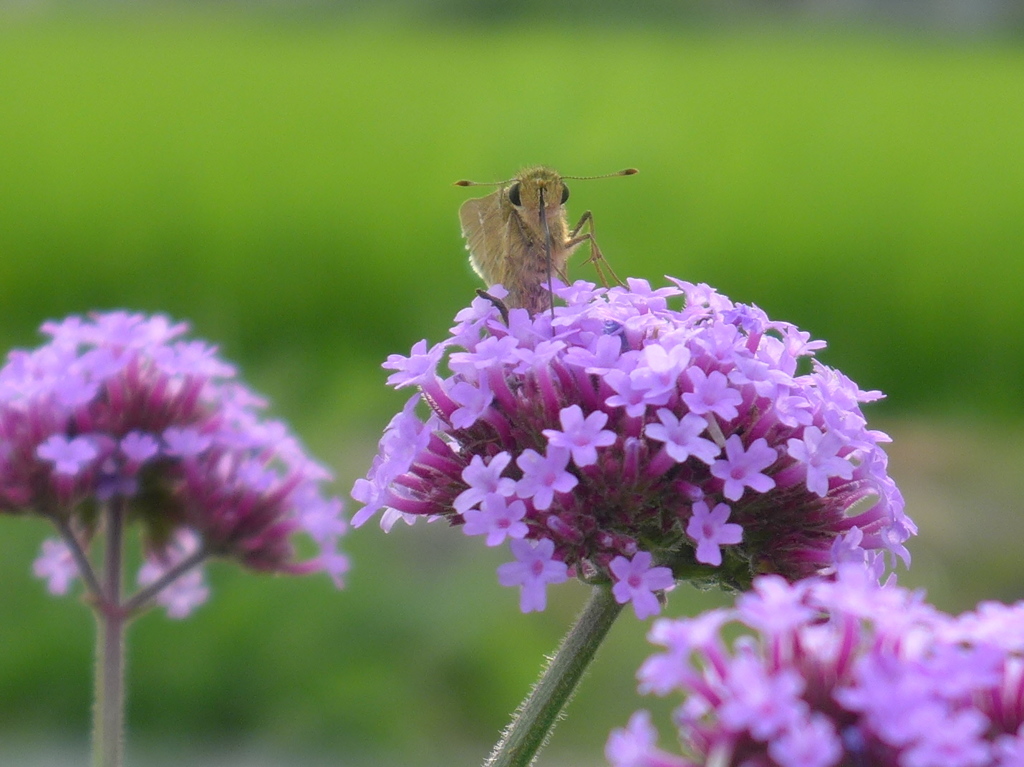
[484,586,624,767]
[121,545,208,617]
[54,516,103,599]
[92,500,126,767]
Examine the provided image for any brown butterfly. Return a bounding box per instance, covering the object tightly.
[455,166,636,315]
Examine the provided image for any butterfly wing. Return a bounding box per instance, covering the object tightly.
[458,181,559,314]
[459,192,510,286]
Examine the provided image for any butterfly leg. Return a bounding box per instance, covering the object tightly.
[475,289,510,324]
[566,211,625,288]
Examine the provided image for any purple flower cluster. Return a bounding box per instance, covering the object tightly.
[352,279,913,617]
[0,312,348,616]
[607,565,1024,767]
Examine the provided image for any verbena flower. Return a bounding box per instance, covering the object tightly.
[0,311,349,616]
[351,279,914,617]
[608,564,1024,767]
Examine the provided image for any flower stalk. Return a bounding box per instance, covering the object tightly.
[93,500,126,767]
[92,606,127,767]
[485,585,625,767]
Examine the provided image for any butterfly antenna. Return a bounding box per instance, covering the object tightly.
[453,177,513,187]
[561,168,638,181]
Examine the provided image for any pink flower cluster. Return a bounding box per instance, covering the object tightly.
[353,279,914,617]
[608,565,1024,767]
[0,312,348,616]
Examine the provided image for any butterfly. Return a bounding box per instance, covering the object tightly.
[455,166,636,315]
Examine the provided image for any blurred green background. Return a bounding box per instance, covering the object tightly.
[1,4,1023,765]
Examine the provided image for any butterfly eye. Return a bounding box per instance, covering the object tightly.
[507,183,522,207]
[561,184,570,204]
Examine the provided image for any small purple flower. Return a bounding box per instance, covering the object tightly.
[454,452,517,513]
[685,500,742,566]
[610,552,675,620]
[709,435,777,501]
[463,495,528,546]
[717,652,807,739]
[768,713,843,767]
[611,565,1024,767]
[785,425,855,497]
[383,339,445,388]
[448,376,494,429]
[120,431,160,467]
[32,539,78,595]
[36,435,99,477]
[450,334,520,374]
[353,278,912,614]
[637,609,731,697]
[515,447,578,511]
[318,545,351,589]
[1,311,348,616]
[543,405,616,467]
[735,574,815,634]
[605,369,654,418]
[645,409,719,465]
[632,343,691,402]
[682,368,742,421]
[497,538,569,612]
[606,711,690,767]
[162,426,212,458]
[149,569,209,620]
